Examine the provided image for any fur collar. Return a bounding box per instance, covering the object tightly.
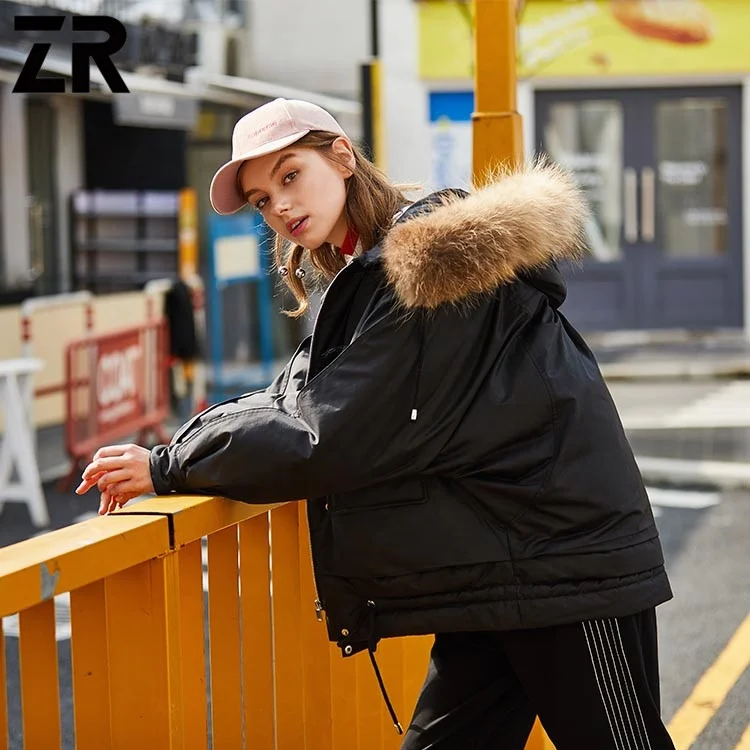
[381,162,588,310]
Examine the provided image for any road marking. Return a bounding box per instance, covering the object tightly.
[667,611,750,750]
[638,457,750,490]
[668,381,750,428]
[623,381,750,429]
[735,722,750,750]
[646,487,721,510]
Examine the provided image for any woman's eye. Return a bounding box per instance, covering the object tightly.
[283,170,298,185]
[255,197,268,210]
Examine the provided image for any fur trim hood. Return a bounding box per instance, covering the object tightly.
[381,163,589,310]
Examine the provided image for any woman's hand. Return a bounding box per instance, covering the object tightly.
[76,444,155,515]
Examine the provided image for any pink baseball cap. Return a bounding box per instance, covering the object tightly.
[209,98,348,215]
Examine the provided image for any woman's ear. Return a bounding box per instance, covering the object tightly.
[331,137,356,176]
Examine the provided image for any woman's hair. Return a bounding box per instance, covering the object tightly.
[259,131,411,318]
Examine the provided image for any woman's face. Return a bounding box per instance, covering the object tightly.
[238,138,355,249]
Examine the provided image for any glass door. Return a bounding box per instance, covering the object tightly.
[638,89,742,328]
[537,92,638,330]
[536,87,743,331]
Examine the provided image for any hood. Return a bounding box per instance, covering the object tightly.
[381,162,589,310]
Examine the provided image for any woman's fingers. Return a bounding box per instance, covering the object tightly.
[77,460,123,494]
[93,444,131,460]
[96,469,132,492]
[99,489,124,515]
[98,488,111,515]
[88,444,153,510]
[79,444,152,495]
[76,471,105,495]
[113,482,151,505]
[102,483,142,511]
[80,455,127,481]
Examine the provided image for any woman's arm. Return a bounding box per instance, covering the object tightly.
[77,335,314,513]
[146,310,428,503]
[78,307,439,511]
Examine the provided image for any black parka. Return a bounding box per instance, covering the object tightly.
[150,164,672,659]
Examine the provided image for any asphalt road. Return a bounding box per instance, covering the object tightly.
[656,488,750,750]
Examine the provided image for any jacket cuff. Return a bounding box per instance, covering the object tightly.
[149,444,183,495]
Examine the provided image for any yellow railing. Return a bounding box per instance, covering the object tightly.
[0,496,552,749]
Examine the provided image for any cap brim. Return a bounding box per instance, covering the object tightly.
[209,129,311,215]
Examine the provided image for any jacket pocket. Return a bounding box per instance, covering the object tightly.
[329,479,426,515]
[329,478,511,579]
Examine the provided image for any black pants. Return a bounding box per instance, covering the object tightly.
[401,608,676,750]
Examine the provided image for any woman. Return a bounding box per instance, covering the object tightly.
[77,98,676,750]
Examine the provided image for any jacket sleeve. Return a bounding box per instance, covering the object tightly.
[149,304,435,503]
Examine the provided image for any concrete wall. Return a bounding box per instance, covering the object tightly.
[0,85,31,287]
[243,0,369,98]
[52,97,84,294]
[380,0,433,187]
[744,77,750,337]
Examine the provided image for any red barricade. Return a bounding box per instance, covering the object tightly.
[61,320,171,490]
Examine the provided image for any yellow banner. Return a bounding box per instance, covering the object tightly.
[419,0,750,79]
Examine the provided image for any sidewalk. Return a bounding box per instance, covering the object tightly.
[607,378,750,490]
[629,428,750,489]
[588,329,750,379]
[584,330,750,487]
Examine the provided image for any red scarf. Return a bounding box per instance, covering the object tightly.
[340,228,359,256]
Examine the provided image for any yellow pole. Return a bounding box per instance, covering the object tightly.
[178,188,198,281]
[473,9,553,749]
[472,0,524,186]
[371,58,387,170]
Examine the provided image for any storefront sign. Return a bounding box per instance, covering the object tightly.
[113,93,198,129]
[429,91,473,190]
[659,160,708,186]
[419,0,750,79]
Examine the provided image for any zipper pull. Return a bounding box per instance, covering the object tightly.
[314,598,324,622]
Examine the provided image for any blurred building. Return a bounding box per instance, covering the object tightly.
[4,0,746,339]
[380,0,750,334]
[0,0,361,305]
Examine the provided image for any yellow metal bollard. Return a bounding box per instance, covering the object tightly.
[472,0,524,183]
[474,2,552,748]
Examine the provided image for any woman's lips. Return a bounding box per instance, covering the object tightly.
[289,217,309,237]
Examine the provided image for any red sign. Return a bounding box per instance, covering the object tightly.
[62,321,170,490]
[95,329,144,430]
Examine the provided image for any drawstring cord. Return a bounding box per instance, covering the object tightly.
[366,601,404,735]
[368,650,404,735]
[410,315,425,422]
